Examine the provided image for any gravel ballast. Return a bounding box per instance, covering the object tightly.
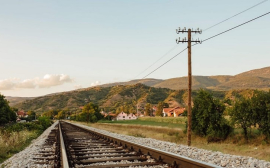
[0,121,59,168]
[1,121,270,168]
[70,122,270,168]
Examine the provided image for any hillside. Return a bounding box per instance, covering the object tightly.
[11,66,270,113]
[99,66,270,90]
[6,96,34,107]
[14,84,174,113]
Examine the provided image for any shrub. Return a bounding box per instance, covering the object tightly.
[191,89,232,141]
[37,116,52,131]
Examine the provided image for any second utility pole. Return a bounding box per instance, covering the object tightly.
[176,27,202,146]
[187,29,192,147]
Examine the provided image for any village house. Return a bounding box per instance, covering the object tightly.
[17,110,28,118]
[162,107,185,117]
[116,112,137,120]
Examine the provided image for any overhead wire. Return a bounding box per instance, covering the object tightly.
[142,11,270,79]
[142,48,187,79]
[135,0,269,79]
[202,0,268,33]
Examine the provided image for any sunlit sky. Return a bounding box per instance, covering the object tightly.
[0,0,269,97]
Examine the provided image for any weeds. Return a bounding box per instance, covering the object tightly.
[0,117,52,163]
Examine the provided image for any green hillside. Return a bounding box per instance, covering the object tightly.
[14,84,173,114]
[10,66,270,113]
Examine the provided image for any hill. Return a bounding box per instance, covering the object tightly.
[11,66,270,113]
[99,66,270,90]
[6,96,34,107]
[14,84,175,113]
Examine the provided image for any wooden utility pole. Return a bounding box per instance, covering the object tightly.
[176,27,202,146]
[187,29,192,146]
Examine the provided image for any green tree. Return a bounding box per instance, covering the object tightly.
[191,89,232,141]
[144,103,152,116]
[26,111,36,121]
[80,102,103,123]
[250,90,270,138]
[0,94,16,125]
[57,110,66,119]
[156,101,164,116]
[230,98,253,141]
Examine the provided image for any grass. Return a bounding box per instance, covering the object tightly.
[71,117,270,162]
[0,117,52,164]
[0,130,39,163]
[98,116,186,130]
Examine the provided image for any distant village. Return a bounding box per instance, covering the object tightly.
[16,106,186,122]
[100,106,186,121]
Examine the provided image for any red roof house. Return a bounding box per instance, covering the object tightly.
[162,107,185,117]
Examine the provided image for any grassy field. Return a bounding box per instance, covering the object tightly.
[72,117,270,162]
[0,117,52,164]
[0,130,39,163]
[98,116,186,129]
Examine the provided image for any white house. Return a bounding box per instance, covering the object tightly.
[127,113,137,120]
[116,112,137,120]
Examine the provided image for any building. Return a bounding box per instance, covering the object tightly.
[162,107,185,117]
[17,110,28,118]
[116,112,137,120]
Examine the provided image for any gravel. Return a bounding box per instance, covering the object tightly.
[1,120,270,168]
[69,122,270,168]
[0,121,59,168]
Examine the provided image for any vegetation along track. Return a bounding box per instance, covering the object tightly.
[58,121,219,168]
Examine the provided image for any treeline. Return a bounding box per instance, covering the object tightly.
[43,102,103,123]
[0,94,17,125]
[191,89,270,142]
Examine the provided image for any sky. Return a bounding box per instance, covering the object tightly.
[0,0,269,97]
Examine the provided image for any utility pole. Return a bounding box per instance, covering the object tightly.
[176,27,202,146]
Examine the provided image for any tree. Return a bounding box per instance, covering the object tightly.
[144,103,152,116]
[250,90,270,138]
[27,111,36,121]
[230,98,253,141]
[156,101,164,116]
[191,89,232,142]
[57,110,65,119]
[80,102,103,123]
[0,94,16,125]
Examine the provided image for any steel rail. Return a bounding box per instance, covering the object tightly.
[59,122,69,168]
[65,121,221,168]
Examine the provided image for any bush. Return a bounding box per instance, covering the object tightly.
[191,89,232,141]
[37,116,52,131]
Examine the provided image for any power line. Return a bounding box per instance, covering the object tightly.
[134,45,178,79]
[203,0,268,32]
[135,0,268,79]
[142,11,270,79]
[203,11,270,43]
[142,48,187,79]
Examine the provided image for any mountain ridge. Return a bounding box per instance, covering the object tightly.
[6,66,270,112]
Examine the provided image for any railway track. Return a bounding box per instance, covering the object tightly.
[32,122,61,167]
[33,121,220,168]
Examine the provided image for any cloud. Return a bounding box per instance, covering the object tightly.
[0,79,17,90]
[37,74,73,88]
[17,79,36,88]
[0,74,73,90]
[91,81,101,87]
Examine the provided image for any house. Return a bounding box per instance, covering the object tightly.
[127,113,137,120]
[162,107,185,117]
[17,110,28,118]
[116,112,137,120]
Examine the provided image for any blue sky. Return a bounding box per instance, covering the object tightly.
[0,0,269,97]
